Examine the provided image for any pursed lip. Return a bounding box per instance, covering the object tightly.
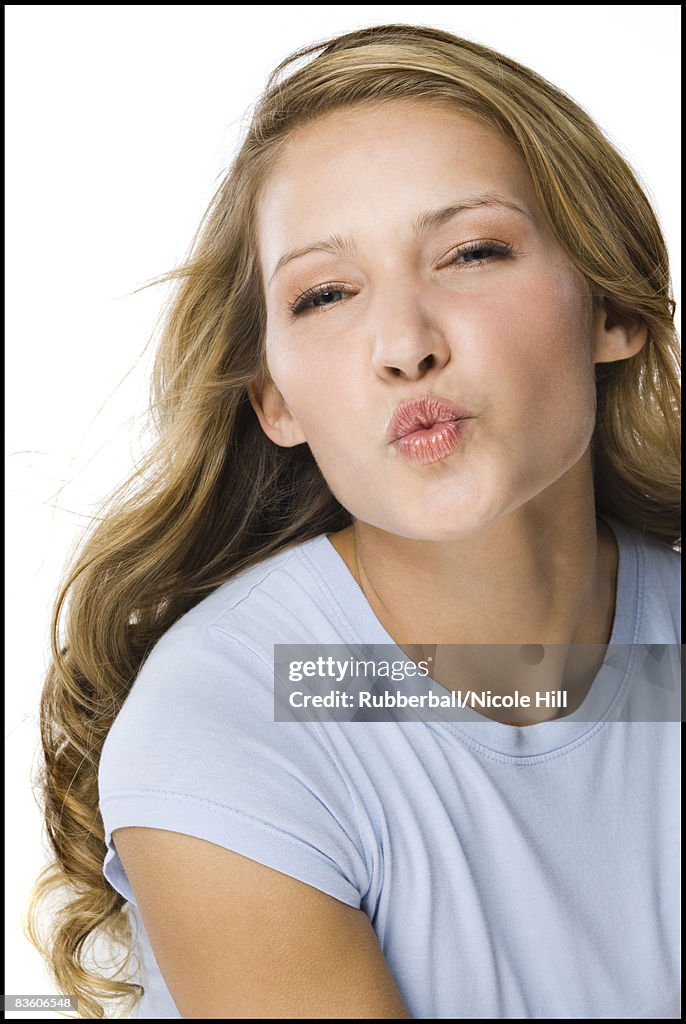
[387,394,472,443]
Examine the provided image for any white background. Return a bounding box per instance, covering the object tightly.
[5,5,681,1016]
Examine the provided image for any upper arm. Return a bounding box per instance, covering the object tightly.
[113,826,412,1019]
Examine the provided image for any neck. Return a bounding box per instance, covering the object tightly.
[328,453,619,724]
[330,453,617,647]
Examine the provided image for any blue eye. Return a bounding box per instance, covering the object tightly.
[459,246,494,262]
[289,284,348,317]
[311,288,344,308]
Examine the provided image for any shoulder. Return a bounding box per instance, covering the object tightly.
[158,534,352,651]
[98,593,369,913]
[99,534,355,787]
[97,535,360,815]
[97,544,309,795]
[166,535,321,628]
[627,524,680,595]
[610,517,680,642]
[638,532,680,642]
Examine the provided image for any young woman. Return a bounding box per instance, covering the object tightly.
[27,24,680,1020]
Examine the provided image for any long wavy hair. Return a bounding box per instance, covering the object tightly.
[25,22,680,1019]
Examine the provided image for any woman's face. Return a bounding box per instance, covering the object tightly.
[253,100,608,541]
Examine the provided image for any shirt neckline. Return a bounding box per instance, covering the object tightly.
[296,514,642,761]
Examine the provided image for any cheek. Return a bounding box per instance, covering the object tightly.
[481,269,596,418]
[264,340,351,462]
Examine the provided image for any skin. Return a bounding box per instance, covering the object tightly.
[250,98,647,718]
[113,828,411,1018]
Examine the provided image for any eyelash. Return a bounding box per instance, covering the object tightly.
[287,240,515,317]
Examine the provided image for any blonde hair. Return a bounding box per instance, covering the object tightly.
[25,23,680,1018]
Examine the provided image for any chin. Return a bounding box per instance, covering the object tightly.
[374,503,498,543]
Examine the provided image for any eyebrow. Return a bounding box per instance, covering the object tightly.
[267,192,532,284]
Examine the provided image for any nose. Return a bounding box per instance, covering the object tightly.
[370,283,451,382]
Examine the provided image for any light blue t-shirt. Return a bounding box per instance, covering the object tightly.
[98,515,681,1019]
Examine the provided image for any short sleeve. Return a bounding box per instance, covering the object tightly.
[98,623,369,910]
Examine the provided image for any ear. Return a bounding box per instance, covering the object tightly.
[592,297,648,364]
[247,376,307,448]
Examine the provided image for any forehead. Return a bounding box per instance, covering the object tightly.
[256,100,541,269]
